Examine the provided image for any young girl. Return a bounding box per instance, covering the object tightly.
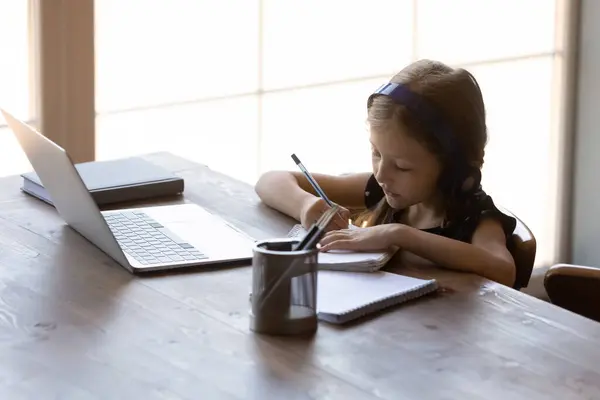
[254,59,517,287]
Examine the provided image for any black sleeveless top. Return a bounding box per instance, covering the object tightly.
[363,174,517,244]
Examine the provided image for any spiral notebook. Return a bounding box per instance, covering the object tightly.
[317,270,438,324]
[287,224,397,272]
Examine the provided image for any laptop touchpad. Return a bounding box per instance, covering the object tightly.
[166,220,254,260]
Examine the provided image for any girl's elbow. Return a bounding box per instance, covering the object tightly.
[255,170,280,195]
[255,170,295,201]
[254,179,266,200]
[495,260,517,287]
[255,170,273,186]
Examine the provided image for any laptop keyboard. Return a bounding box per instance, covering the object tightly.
[103,211,207,265]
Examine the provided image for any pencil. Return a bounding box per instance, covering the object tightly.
[291,153,334,207]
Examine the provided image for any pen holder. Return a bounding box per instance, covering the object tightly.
[249,238,318,335]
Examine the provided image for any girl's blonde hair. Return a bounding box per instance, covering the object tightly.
[355,59,488,227]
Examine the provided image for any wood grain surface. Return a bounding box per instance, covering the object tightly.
[0,152,599,400]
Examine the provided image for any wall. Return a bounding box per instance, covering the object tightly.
[571,0,600,265]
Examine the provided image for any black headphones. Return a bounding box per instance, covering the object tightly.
[367,82,481,199]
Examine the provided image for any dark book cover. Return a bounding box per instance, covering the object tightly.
[21,157,184,206]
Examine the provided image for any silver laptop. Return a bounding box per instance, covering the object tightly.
[1,108,256,273]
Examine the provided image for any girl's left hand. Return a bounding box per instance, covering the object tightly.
[318,224,401,252]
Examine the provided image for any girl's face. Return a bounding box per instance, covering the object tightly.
[370,123,443,210]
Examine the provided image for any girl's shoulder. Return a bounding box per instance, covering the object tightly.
[362,173,517,243]
[426,188,517,244]
[457,188,517,241]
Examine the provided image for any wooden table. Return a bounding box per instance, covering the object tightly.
[1,152,600,400]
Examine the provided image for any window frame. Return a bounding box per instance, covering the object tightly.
[32,0,95,164]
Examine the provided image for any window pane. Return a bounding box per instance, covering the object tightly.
[0,1,35,178]
[95,0,259,113]
[417,0,557,64]
[470,57,556,266]
[0,127,32,178]
[0,0,32,120]
[260,79,383,175]
[96,97,259,184]
[262,0,413,90]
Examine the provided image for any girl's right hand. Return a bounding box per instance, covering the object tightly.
[300,197,350,232]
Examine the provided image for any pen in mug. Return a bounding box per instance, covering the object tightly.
[291,153,350,228]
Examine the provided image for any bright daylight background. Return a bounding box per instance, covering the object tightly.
[0,1,562,268]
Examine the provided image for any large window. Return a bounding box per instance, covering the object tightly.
[0,1,573,268]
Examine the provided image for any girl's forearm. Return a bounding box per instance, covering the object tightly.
[255,171,315,221]
[391,224,516,286]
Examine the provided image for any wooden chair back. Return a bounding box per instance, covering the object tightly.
[497,206,537,290]
[545,264,600,322]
